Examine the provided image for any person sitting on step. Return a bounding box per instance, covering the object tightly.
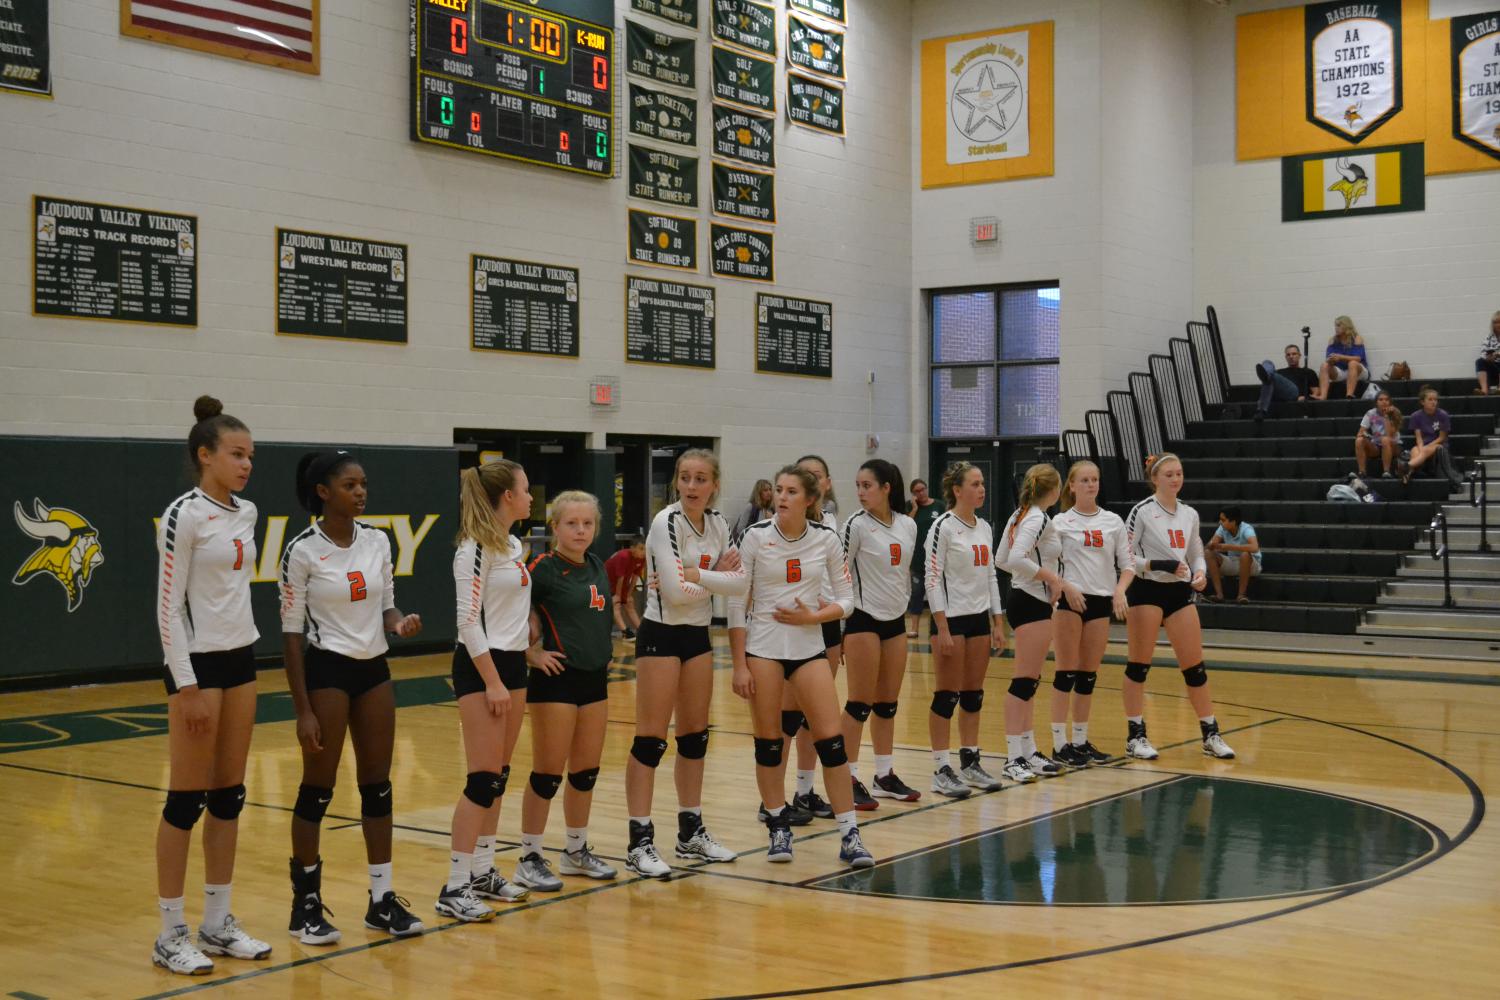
[1317,316,1369,401]
[1205,506,1260,605]
[1253,343,1321,419]
[1477,310,1500,396]
[1404,386,1463,487]
[1355,390,1401,480]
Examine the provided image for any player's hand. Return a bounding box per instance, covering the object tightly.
[732,664,754,699]
[1112,589,1130,621]
[936,629,959,656]
[295,711,323,753]
[715,548,742,574]
[1062,583,1087,613]
[772,598,820,626]
[682,564,701,584]
[530,649,567,676]
[1190,572,1207,592]
[483,681,511,717]
[177,686,212,735]
[990,625,1008,656]
[1174,562,1191,581]
[393,613,422,638]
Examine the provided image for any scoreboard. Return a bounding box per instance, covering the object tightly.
[410,0,615,177]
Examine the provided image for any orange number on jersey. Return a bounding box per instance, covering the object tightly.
[1083,530,1104,547]
[700,554,713,569]
[786,559,802,583]
[889,543,902,566]
[518,562,530,586]
[232,539,244,571]
[347,571,368,602]
[1168,529,1186,549]
[971,545,989,566]
[588,584,607,610]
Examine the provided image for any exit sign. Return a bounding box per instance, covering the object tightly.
[589,376,620,409]
[970,217,999,246]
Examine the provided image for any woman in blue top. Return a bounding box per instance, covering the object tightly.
[1317,315,1368,401]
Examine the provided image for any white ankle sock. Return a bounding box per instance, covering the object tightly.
[202,883,231,930]
[848,761,860,779]
[520,833,543,857]
[1051,723,1068,752]
[874,754,894,778]
[1073,722,1089,745]
[472,835,495,875]
[1022,732,1037,758]
[159,896,186,938]
[1127,715,1144,726]
[835,811,857,836]
[565,827,587,852]
[1006,735,1023,761]
[932,749,950,770]
[795,769,816,795]
[447,852,473,891]
[369,862,393,900]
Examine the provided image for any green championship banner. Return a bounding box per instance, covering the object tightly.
[711,161,775,223]
[1452,11,1500,161]
[631,0,698,30]
[627,19,696,89]
[787,13,844,79]
[787,71,844,135]
[788,0,844,26]
[712,0,776,56]
[712,44,775,111]
[712,104,775,165]
[0,0,50,97]
[629,208,698,271]
[709,223,773,282]
[1281,143,1423,220]
[1305,0,1402,143]
[629,143,700,207]
[629,83,698,146]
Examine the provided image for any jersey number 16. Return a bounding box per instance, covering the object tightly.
[1168,529,1187,549]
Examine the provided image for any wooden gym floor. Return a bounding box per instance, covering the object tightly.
[1,636,1497,999]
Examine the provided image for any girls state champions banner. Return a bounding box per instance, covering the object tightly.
[919,21,1053,187]
[1452,12,1500,160]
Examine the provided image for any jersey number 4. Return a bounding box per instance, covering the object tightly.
[588,584,607,610]
[1168,529,1187,549]
[971,545,989,566]
[786,559,801,583]
[1081,530,1105,547]
[347,571,367,602]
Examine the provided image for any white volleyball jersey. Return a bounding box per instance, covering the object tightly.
[923,510,1003,618]
[454,534,531,656]
[1052,507,1132,596]
[280,521,395,660]
[644,502,747,626]
[842,509,916,621]
[1125,497,1206,583]
[729,518,854,660]
[995,506,1061,604]
[156,489,261,690]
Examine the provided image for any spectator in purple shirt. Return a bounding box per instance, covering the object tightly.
[1317,315,1369,401]
[1404,386,1461,486]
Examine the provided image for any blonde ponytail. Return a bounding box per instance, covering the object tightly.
[457,460,523,553]
[1007,463,1061,545]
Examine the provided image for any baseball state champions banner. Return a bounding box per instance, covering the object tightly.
[1306,1,1403,142]
[920,21,1054,187]
[1452,11,1500,160]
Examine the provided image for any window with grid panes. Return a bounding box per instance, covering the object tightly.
[929,284,1059,439]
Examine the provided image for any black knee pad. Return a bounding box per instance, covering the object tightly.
[1052,670,1078,693]
[631,735,669,768]
[1125,661,1151,683]
[780,710,806,738]
[753,736,785,767]
[1074,671,1098,695]
[872,701,898,719]
[930,689,959,719]
[959,689,985,712]
[293,784,332,824]
[464,770,502,808]
[206,783,246,821]
[162,789,208,831]
[814,734,848,768]
[497,764,511,796]
[1006,677,1040,701]
[675,730,709,760]
[567,768,599,792]
[359,780,393,818]
[528,771,563,800]
[1182,663,1208,688]
[844,700,872,723]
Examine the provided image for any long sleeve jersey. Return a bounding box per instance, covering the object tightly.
[280,521,395,660]
[643,502,748,626]
[1052,507,1133,596]
[728,517,854,660]
[995,506,1061,604]
[156,489,260,689]
[842,509,916,620]
[454,534,531,657]
[924,510,1003,618]
[1125,496,1206,583]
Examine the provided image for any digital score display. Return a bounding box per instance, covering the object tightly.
[410,0,615,177]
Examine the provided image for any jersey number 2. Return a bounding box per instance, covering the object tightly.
[1168,529,1186,549]
[348,571,367,602]
[588,584,607,610]
[786,559,801,583]
[1082,530,1104,547]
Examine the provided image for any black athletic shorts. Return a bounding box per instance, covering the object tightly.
[1055,593,1116,623]
[527,665,609,706]
[844,608,906,641]
[164,645,256,695]
[635,618,713,662]
[936,611,991,639]
[305,646,391,699]
[1006,589,1056,629]
[1126,578,1195,618]
[452,646,528,698]
[822,619,842,649]
[749,650,826,679]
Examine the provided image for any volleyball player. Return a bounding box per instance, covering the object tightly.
[1122,454,1236,760]
[840,460,921,807]
[925,462,1006,798]
[439,460,534,923]
[280,451,423,943]
[152,396,270,975]
[1048,461,1133,768]
[514,491,618,890]
[626,450,745,879]
[729,466,874,868]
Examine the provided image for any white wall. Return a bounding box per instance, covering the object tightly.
[0,0,914,506]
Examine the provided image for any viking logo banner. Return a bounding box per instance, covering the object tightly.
[945,29,1029,165]
[1280,143,1424,220]
[12,499,104,612]
[1452,12,1500,161]
[1305,1,1402,143]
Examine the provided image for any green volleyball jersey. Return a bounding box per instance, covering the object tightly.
[528,550,613,672]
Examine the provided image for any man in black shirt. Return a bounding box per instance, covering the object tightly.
[1254,344,1321,418]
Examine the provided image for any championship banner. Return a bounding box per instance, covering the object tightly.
[709,223,773,282]
[628,144,700,207]
[787,72,844,135]
[712,0,776,57]
[1,0,49,97]
[712,104,775,165]
[712,45,775,111]
[711,162,775,223]
[629,209,698,271]
[629,83,698,147]
[1452,11,1500,160]
[787,13,844,79]
[1305,0,1402,143]
[788,0,844,27]
[626,20,697,90]
[631,0,698,31]
[1281,143,1424,220]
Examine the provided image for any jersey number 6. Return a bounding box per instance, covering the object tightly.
[348,571,368,602]
[786,558,801,583]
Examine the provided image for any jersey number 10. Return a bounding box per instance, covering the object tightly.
[971,545,989,567]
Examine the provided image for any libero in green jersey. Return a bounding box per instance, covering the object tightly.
[528,550,613,672]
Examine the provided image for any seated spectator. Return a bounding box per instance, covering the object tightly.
[605,538,647,638]
[1404,386,1463,486]
[1354,390,1401,480]
[1253,343,1322,418]
[1477,310,1500,396]
[731,478,773,540]
[1205,506,1261,604]
[1317,315,1369,401]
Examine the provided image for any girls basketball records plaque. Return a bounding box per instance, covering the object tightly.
[411,0,615,177]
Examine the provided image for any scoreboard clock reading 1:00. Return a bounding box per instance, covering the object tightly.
[410,0,615,177]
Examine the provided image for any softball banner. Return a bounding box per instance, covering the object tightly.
[1305,0,1402,142]
[1452,12,1500,160]
[1281,143,1424,220]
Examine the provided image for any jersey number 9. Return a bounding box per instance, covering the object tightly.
[889,543,902,566]
[786,558,801,583]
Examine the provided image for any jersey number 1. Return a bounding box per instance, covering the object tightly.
[1168,529,1186,549]
[232,539,244,571]
[348,571,367,602]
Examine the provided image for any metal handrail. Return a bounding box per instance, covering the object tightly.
[1429,511,1454,608]
[1469,464,1490,553]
